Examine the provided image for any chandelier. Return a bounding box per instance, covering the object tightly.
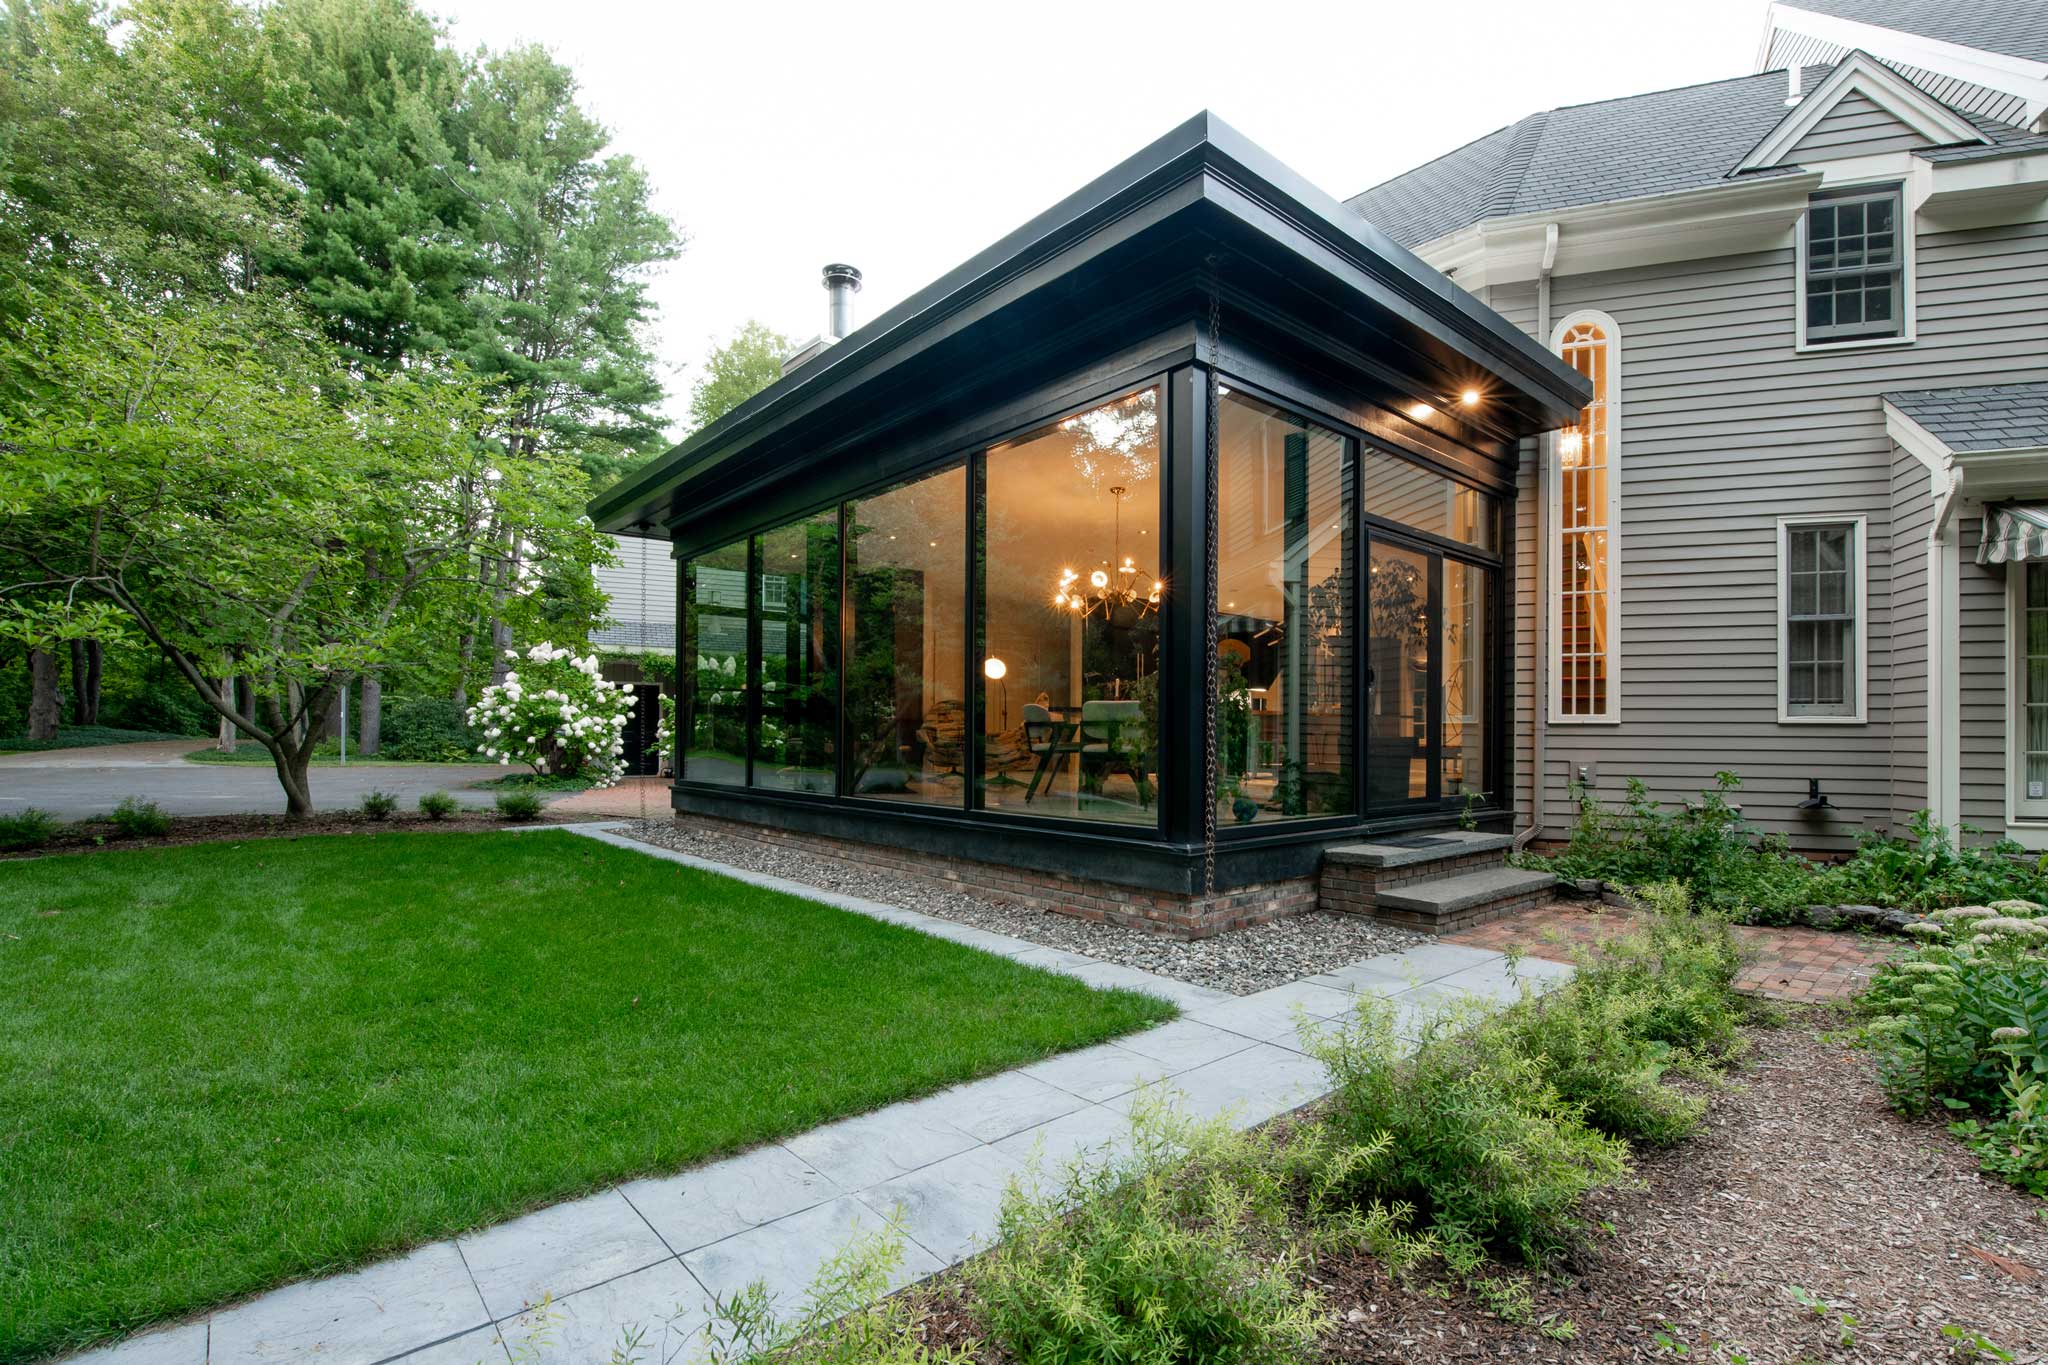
[1050,485,1162,621]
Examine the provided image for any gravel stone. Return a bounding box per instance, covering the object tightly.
[618,819,1427,996]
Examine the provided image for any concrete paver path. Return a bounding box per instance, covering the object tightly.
[75,823,1557,1365]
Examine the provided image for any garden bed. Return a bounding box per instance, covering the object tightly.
[901,1016,2044,1365]
[0,807,580,859]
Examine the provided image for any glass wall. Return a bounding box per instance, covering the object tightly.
[1213,391,1353,825]
[844,465,968,803]
[1367,539,1432,806]
[1363,448,1494,552]
[1443,561,1489,800]
[978,387,1162,823]
[751,510,840,793]
[683,538,750,787]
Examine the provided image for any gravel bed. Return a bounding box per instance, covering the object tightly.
[616,818,1426,995]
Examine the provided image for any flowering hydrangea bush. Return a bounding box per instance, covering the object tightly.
[467,643,637,788]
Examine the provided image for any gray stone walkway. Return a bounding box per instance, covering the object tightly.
[78,823,1562,1365]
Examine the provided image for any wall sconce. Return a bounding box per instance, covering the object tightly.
[1797,778,1832,813]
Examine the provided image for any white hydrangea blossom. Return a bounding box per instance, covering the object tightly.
[466,641,638,789]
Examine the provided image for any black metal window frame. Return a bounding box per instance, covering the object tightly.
[1803,184,1905,345]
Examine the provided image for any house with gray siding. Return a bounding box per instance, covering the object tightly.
[1351,0,2048,850]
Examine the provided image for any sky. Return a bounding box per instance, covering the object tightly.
[435,0,1770,438]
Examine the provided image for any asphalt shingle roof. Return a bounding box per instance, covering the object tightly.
[1886,381,2048,451]
[1779,0,2048,64]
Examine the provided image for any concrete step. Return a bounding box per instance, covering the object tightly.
[1323,830,1514,871]
[1371,865,1559,935]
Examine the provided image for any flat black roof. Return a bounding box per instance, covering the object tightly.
[592,111,1589,535]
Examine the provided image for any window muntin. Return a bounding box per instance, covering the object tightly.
[1443,560,1489,800]
[976,386,1162,824]
[1552,314,1620,722]
[1367,539,1432,806]
[751,510,840,792]
[1804,188,1903,344]
[844,465,968,804]
[683,538,750,786]
[1213,391,1354,825]
[1779,518,1864,722]
[2018,564,2048,817]
[1361,448,1495,552]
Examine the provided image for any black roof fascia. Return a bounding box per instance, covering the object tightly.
[592,111,1589,534]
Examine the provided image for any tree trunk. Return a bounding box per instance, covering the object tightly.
[455,627,474,712]
[27,649,61,740]
[68,639,102,726]
[216,676,241,752]
[270,742,315,817]
[359,674,381,756]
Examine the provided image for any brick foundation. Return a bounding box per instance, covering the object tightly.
[669,812,1319,939]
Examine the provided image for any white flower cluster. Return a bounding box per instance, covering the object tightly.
[466,642,638,789]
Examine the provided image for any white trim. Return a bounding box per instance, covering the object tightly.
[2006,561,2048,823]
[1794,177,1916,351]
[1931,494,1965,826]
[1768,3,2048,128]
[1776,514,1869,724]
[1547,309,1622,726]
[1740,51,1991,172]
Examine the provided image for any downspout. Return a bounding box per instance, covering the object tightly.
[1515,222,1561,849]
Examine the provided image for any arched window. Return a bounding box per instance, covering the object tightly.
[1549,311,1621,723]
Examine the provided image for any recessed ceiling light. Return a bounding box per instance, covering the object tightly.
[1460,388,1482,407]
[1407,402,1433,420]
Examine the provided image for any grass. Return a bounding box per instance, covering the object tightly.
[182,743,488,766]
[0,832,1174,1360]
[0,725,199,754]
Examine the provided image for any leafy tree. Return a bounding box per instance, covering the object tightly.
[688,320,792,429]
[0,281,601,814]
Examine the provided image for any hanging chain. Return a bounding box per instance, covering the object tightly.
[1202,273,1222,897]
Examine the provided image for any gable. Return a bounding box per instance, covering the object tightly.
[1784,88,1939,160]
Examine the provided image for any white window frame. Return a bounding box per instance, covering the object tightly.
[1795,179,1917,353]
[1776,514,1869,724]
[2006,562,2048,825]
[1547,308,1622,725]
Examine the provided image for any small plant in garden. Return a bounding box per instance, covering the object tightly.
[1458,788,1486,832]
[360,789,398,820]
[417,790,458,821]
[494,791,544,821]
[1941,1323,2016,1363]
[1786,1285,1856,1348]
[0,807,57,852]
[108,796,171,838]
[468,642,637,788]
[1815,813,2048,911]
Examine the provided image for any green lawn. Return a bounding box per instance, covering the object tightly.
[0,832,1173,1360]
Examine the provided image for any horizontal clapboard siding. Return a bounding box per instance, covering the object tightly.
[1496,215,2048,847]
[1786,91,1935,161]
[593,534,679,651]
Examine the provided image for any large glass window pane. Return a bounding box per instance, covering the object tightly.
[752,511,839,792]
[683,538,750,786]
[1443,561,1489,800]
[978,387,1162,824]
[1368,541,1431,806]
[844,465,967,803]
[1362,448,1496,552]
[1213,391,1353,825]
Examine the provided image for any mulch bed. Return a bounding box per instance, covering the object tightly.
[0,809,582,860]
[913,1016,2048,1364]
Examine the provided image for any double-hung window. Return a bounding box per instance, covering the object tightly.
[1802,187,1904,344]
[1778,517,1866,722]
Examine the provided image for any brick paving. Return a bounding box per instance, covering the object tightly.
[1446,900,1901,1003]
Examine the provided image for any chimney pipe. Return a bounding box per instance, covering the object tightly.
[1785,65,1803,107]
[822,263,862,342]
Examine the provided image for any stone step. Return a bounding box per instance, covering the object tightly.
[1323,830,1514,870]
[1370,865,1559,935]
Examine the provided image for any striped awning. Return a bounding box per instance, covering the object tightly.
[1979,505,2048,565]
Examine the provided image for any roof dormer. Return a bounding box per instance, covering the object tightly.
[1738,51,1990,171]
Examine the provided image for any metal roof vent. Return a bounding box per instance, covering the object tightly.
[1785,65,1803,108]
[823,263,862,342]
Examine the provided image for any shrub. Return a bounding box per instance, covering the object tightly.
[108,796,171,838]
[102,686,214,737]
[0,807,57,852]
[377,698,475,763]
[1308,993,1631,1266]
[417,790,458,820]
[973,1100,1338,1365]
[1487,975,1707,1146]
[1815,813,2048,911]
[467,642,637,788]
[494,790,544,821]
[360,789,398,820]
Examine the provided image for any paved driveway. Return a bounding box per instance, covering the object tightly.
[0,740,510,820]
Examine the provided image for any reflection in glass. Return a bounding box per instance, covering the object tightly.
[1556,320,1612,717]
[1368,541,1431,805]
[684,538,750,787]
[1443,561,1489,799]
[752,511,839,792]
[844,466,967,803]
[1213,391,1352,825]
[978,387,1162,823]
[1362,448,1495,551]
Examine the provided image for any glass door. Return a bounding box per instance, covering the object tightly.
[1366,536,1437,810]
